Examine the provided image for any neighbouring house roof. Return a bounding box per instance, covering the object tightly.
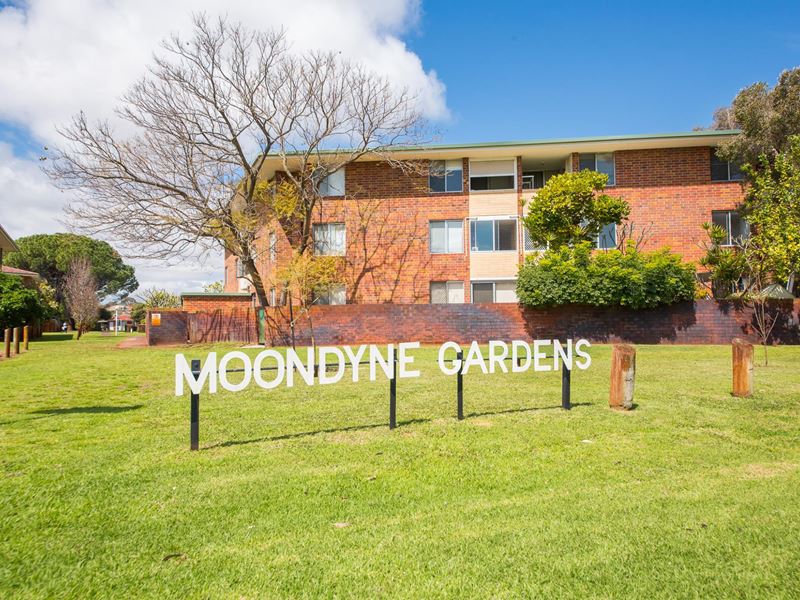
[0,223,19,253]
[1,265,40,280]
[758,284,795,299]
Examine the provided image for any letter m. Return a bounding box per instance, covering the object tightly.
[175,353,218,396]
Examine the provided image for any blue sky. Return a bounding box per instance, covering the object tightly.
[0,0,798,290]
[408,0,800,142]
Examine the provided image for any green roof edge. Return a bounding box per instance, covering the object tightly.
[267,129,741,157]
[180,292,252,297]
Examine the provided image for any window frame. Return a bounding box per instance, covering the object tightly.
[470,279,517,304]
[468,158,517,192]
[430,280,465,304]
[268,231,277,262]
[595,222,617,250]
[712,210,749,247]
[469,216,519,252]
[312,222,346,256]
[314,283,346,306]
[578,152,616,186]
[429,159,463,193]
[710,149,744,183]
[318,168,345,197]
[429,219,464,254]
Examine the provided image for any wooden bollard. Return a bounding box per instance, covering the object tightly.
[732,338,754,398]
[23,325,29,351]
[13,327,20,355]
[3,328,10,359]
[609,344,636,410]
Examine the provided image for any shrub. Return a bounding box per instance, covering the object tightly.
[0,273,45,330]
[516,243,696,309]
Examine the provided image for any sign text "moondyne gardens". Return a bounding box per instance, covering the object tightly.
[175,339,592,395]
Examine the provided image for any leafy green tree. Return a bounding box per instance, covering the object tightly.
[6,234,137,308]
[202,281,224,293]
[742,137,800,287]
[130,303,147,326]
[0,273,45,330]
[137,288,181,309]
[698,223,747,298]
[516,243,696,309]
[522,170,630,249]
[714,67,800,169]
[278,251,341,349]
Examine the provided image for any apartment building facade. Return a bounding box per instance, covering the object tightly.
[223,130,746,306]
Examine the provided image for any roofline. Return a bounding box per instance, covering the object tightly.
[0,223,19,253]
[267,129,741,157]
[180,292,253,297]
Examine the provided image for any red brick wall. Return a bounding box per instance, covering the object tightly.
[567,147,743,262]
[149,301,800,347]
[263,300,799,347]
[613,147,744,261]
[145,310,188,346]
[222,147,745,305]
[182,294,253,312]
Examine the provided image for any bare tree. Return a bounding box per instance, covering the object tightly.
[615,221,653,253]
[64,257,99,339]
[47,15,427,308]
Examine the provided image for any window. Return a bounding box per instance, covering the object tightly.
[430,281,465,304]
[318,168,345,196]
[313,223,346,256]
[712,210,749,246]
[235,258,245,278]
[470,218,518,252]
[269,232,277,262]
[710,149,743,182]
[269,287,276,307]
[471,281,517,304]
[429,220,464,254]
[596,223,617,250]
[579,153,615,185]
[522,170,562,190]
[469,159,516,191]
[429,160,463,193]
[315,284,346,305]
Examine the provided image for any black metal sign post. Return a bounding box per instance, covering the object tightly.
[561,362,571,410]
[389,356,397,429]
[456,351,464,420]
[190,358,201,450]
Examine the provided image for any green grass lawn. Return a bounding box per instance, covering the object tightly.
[1,333,799,599]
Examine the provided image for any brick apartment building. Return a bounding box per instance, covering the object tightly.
[221,130,746,306]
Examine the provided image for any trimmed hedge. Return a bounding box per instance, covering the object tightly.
[517,243,696,309]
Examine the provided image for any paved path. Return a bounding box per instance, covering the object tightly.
[117,336,147,349]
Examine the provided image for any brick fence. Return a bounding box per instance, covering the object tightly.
[146,300,800,346]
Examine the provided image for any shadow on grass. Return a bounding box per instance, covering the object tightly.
[207,403,592,449]
[34,334,74,342]
[467,402,593,418]
[208,417,432,449]
[30,404,144,416]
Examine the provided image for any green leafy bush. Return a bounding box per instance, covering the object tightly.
[516,243,696,309]
[0,273,45,330]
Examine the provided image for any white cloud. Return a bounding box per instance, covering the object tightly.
[0,0,447,293]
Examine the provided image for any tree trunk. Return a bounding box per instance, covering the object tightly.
[244,258,269,309]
